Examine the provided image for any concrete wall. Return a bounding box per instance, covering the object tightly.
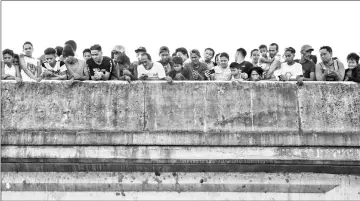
[2,81,360,200]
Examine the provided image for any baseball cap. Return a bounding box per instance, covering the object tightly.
[135,46,147,53]
[301,45,314,52]
[159,46,170,54]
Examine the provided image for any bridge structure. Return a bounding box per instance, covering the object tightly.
[1,80,360,200]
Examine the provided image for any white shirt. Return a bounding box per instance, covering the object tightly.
[41,61,67,75]
[137,61,166,79]
[214,65,232,81]
[279,62,303,80]
[4,64,17,77]
[21,56,39,81]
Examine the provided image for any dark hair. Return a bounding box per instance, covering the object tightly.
[62,45,75,58]
[115,54,131,65]
[175,47,189,58]
[204,48,215,58]
[319,46,332,54]
[347,52,360,64]
[172,56,183,65]
[44,47,56,55]
[269,43,279,51]
[259,44,267,50]
[219,52,229,60]
[190,49,201,58]
[141,52,152,61]
[13,54,19,60]
[247,67,264,78]
[214,53,221,66]
[229,62,240,69]
[251,49,259,56]
[83,48,91,55]
[65,40,77,51]
[90,44,102,51]
[172,52,177,57]
[236,48,247,57]
[285,47,296,54]
[2,49,14,57]
[55,46,63,57]
[23,41,33,49]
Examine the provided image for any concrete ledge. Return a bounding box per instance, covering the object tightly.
[2,130,360,146]
[2,172,359,200]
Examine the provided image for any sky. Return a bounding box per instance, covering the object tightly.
[2,1,360,64]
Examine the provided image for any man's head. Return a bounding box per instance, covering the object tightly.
[204,48,215,61]
[229,62,240,76]
[269,43,279,58]
[23,41,34,57]
[112,45,126,60]
[83,48,91,61]
[159,46,170,61]
[172,56,183,72]
[140,52,152,69]
[175,47,189,62]
[250,49,260,63]
[55,46,63,58]
[300,45,314,61]
[347,52,359,69]
[190,49,201,65]
[219,52,229,68]
[62,45,75,64]
[2,49,14,65]
[64,40,77,52]
[44,48,57,64]
[284,47,296,64]
[235,48,247,61]
[90,44,103,63]
[135,46,147,61]
[319,46,333,63]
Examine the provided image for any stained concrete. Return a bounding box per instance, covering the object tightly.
[2,172,360,200]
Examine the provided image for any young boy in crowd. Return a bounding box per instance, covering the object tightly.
[278,47,303,82]
[1,49,21,81]
[18,41,42,82]
[62,45,89,81]
[168,56,191,82]
[83,49,91,61]
[344,52,360,83]
[229,62,243,82]
[40,48,67,80]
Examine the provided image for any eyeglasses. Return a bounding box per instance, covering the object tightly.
[112,51,124,55]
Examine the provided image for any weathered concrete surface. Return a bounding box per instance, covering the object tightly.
[3,130,360,146]
[298,82,360,133]
[2,172,360,200]
[2,81,359,136]
[1,81,144,131]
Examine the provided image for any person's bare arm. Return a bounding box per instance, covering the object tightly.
[315,64,326,81]
[303,72,315,81]
[264,59,280,79]
[336,62,345,81]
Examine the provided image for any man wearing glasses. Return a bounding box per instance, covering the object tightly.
[278,47,303,82]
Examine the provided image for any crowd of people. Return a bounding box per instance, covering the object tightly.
[2,40,360,86]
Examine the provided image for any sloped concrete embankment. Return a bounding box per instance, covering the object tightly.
[1,81,360,200]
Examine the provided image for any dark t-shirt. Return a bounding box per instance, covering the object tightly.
[87,56,114,76]
[184,62,208,80]
[301,60,316,79]
[345,64,360,83]
[168,68,191,80]
[238,61,253,74]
